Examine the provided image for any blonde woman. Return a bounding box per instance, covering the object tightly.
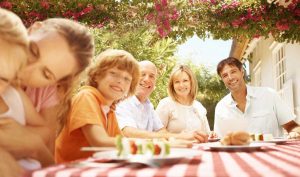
[156,65,211,138]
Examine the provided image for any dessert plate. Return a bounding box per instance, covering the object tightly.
[253,138,288,144]
[204,142,275,151]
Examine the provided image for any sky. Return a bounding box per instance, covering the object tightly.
[175,35,232,72]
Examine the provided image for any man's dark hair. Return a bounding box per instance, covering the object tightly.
[217,57,243,76]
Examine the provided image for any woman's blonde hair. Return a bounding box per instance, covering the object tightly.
[168,65,198,105]
[57,49,140,134]
[36,18,94,92]
[0,8,28,70]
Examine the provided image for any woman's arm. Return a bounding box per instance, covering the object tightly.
[17,88,46,126]
[0,118,54,166]
[0,147,23,177]
[17,88,50,144]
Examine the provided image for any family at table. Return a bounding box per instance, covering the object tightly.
[0,8,300,177]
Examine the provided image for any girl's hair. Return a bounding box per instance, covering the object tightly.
[0,8,28,69]
[38,18,95,92]
[57,49,140,134]
[168,65,198,105]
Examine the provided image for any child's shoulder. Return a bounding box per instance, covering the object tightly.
[75,86,98,98]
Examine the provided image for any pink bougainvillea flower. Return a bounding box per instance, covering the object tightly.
[145,13,155,21]
[210,0,217,5]
[161,0,168,7]
[0,1,12,10]
[155,3,162,11]
[81,4,93,15]
[276,21,290,31]
[96,23,104,28]
[157,27,166,37]
[163,19,171,30]
[231,19,242,28]
[63,10,74,18]
[171,9,179,20]
[40,1,50,10]
[294,8,300,16]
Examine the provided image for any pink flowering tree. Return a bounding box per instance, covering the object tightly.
[1,0,300,42]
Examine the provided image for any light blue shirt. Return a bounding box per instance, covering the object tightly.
[116,96,164,132]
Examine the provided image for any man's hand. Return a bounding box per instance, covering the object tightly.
[193,130,208,143]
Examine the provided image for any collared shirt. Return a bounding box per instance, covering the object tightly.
[116,96,164,132]
[214,85,296,137]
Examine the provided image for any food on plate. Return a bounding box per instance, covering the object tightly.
[250,133,273,141]
[221,131,251,145]
[116,136,170,157]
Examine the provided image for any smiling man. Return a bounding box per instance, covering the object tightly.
[214,57,300,138]
[116,61,206,142]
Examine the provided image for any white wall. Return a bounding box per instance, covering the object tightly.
[285,43,300,122]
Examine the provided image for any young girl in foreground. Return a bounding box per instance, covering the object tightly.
[55,49,140,163]
[0,8,53,170]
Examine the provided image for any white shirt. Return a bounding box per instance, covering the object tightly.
[156,97,210,134]
[214,85,296,137]
[0,85,25,124]
[116,96,164,132]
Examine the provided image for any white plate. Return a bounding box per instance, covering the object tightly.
[93,148,201,165]
[253,138,288,144]
[204,142,275,151]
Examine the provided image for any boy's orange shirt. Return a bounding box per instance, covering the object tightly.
[55,86,121,163]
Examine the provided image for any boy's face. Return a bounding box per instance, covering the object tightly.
[96,67,132,105]
[0,38,26,94]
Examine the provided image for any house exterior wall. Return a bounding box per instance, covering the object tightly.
[248,37,300,123]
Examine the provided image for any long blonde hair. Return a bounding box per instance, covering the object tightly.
[168,65,198,105]
[0,8,28,70]
[57,49,140,134]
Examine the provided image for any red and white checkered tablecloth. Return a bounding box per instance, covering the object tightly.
[25,141,300,177]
